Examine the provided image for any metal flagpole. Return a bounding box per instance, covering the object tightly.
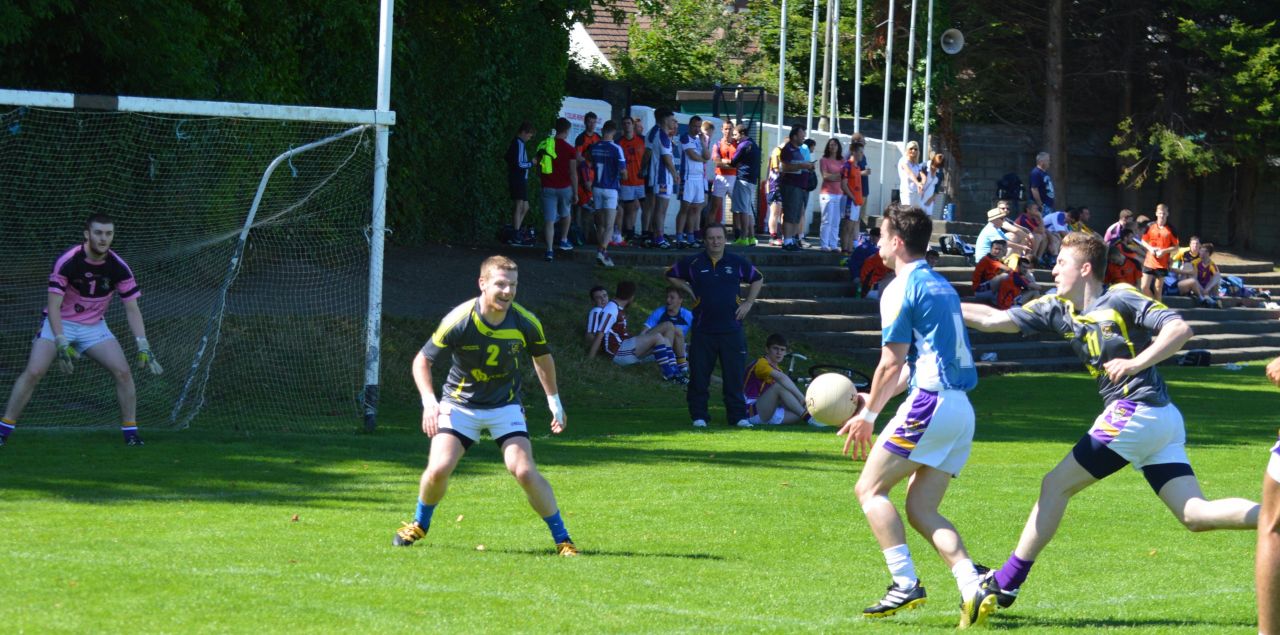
[877,0,895,191]
[902,0,918,144]
[806,0,820,133]
[829,0,841,134]
[777,0,787,137]
[854,0,863,132]
[922,0,935,158]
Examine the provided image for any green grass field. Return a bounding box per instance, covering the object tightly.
[1,364,1273,633]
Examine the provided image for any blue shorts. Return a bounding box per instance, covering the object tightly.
[620,184,644,202]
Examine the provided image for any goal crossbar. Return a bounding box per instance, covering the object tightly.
[0,88,396,126]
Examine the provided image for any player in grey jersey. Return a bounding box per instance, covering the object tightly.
[963,232,1258,609]
[393,255,578,556]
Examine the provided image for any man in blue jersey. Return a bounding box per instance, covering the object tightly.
[838,203,997,628]
[644,108,679,249]
[963,232,1259,612]
[394,255,578,556]
[589,120,625,268]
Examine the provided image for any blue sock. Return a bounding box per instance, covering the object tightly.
[543,510,570,544]
[653,344,677,378]
[0,418,13,438]
[121,423,139,442]
[415,499,436,530]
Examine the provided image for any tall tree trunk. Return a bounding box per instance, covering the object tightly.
[1159,42,1188,229]
[1116,7,1141,214]
[1045,0,1066,208]
[1230,159,1260,251]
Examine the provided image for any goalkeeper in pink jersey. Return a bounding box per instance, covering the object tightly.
[0,213,163,446]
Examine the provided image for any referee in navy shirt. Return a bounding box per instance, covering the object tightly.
[666,223,764,428]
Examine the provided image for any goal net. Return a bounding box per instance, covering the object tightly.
[0,104,378,432]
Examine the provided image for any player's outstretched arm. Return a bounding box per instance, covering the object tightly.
[961,302,1021,333]
[412,351,440,437]
[532,354,566,434]
[1102,318,1193,383]
[123,301,162,375]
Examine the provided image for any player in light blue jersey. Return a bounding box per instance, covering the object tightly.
[837,203,997,628]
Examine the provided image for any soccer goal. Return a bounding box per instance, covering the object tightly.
[0,88,394,433]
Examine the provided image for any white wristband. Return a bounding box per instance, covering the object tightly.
[136,336,150,349]
[858,408,879,425]
[421,395,437,408]
[547,393,564,415]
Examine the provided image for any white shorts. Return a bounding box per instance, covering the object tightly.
[681,178,707,204]
[712,174,736,197]
[620,184,645,202]
[1268,439,1280,484]
[611,337,654,366]
[1087,400,1188,470]
[875,388,974,476]
[38,318,115,354]
[438,402,527,447]
[592,188,619,211]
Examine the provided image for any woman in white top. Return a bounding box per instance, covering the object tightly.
[897,140,925,207]
[921,152,945,217]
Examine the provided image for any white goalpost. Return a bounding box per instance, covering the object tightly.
[0,2,396,433]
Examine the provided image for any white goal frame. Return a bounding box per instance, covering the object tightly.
[0,0,397,431]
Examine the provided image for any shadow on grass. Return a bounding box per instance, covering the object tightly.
[991,614,1255,630]
[457,545,725,561]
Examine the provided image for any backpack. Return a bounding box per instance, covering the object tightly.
[1178,349,1212,367]
[996,173,1023,201]
[939,234,976,264]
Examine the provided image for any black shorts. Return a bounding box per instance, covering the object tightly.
[508,176,528,202]
[1142,266,1168,276]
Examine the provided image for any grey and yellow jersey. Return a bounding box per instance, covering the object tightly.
[421,299,551,409]
[1007,284,1181,407]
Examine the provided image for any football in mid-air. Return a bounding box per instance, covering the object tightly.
[805,373,864,427]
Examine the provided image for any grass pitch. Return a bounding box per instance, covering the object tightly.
[1,365,1272,633]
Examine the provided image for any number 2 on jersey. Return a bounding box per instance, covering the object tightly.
[485,344,500,366]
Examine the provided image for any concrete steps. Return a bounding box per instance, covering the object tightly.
[608,237,1277,375]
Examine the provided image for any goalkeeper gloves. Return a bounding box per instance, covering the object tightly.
[135,337,164,375]
[54,335,78,374]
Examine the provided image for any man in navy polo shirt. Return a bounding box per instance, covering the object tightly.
[666,223,764,428]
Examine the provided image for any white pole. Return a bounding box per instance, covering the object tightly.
[806,0,820,133]
[922,0,934,158]
[878,0,895,192]
[854,0,863,132]
[364,0,394,432]
[829,0,841,133]
[778,0,788,134]
[901,0,918,144]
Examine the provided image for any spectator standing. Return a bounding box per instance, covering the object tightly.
[711,120,738,231]
[729,123,760,246]
[1140,203,1179,301]
[841,139,867,255]
[573,112,600,246]
[675,115,709,248]
[535,118,578,262]
[777,124,813,251]
[617,117,646,245]
[1104,208,1135,245]
[897,140,925,207]
[819,138,846,252]
[1029,151,1056,215]
[666,224,764,428]
[766,141,785,245]
[588,120,625,268]
[645,109,680,249]
[921,153,945,217]
[505,121,535,242]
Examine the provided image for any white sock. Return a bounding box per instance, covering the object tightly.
[952,558,980,598]
[883,544,917,589]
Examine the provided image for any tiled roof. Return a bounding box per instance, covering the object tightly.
[584,0,649,62]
